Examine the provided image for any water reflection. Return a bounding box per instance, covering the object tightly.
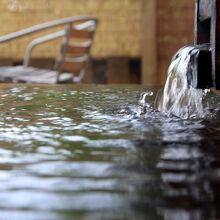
[0,84,218,219]
[156,118,220,220]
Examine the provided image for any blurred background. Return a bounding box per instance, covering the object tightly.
[0,0,194,86]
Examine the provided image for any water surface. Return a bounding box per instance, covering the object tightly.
[0,84,219,220]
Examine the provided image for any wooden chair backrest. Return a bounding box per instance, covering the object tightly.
[55,19,97,82]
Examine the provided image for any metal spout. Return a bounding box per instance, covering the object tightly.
[195,0,220,89]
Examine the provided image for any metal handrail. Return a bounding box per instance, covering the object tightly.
[0,15,98,44]
[23,30,65,66]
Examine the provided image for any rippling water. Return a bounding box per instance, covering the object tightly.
[0,84,220,220]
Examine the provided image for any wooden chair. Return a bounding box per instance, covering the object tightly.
[0,16,98,84]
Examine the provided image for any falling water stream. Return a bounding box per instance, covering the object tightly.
[153,45,211,119]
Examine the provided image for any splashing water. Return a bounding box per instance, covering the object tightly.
[137,91,154,116]
[139,45,211,119]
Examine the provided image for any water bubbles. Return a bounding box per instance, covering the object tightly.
[203,89,211,96]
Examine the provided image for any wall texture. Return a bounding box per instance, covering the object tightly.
[157,0,195,84]
[0,0,141,60]
[0,0,195,85]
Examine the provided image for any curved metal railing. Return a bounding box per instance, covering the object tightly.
[0,16,98,43]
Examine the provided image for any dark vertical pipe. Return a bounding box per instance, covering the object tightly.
[195,0,220,89]
[211,0,217,89]
[214,0,220,89]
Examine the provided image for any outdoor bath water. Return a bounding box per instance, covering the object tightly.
[0,83,219,220]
